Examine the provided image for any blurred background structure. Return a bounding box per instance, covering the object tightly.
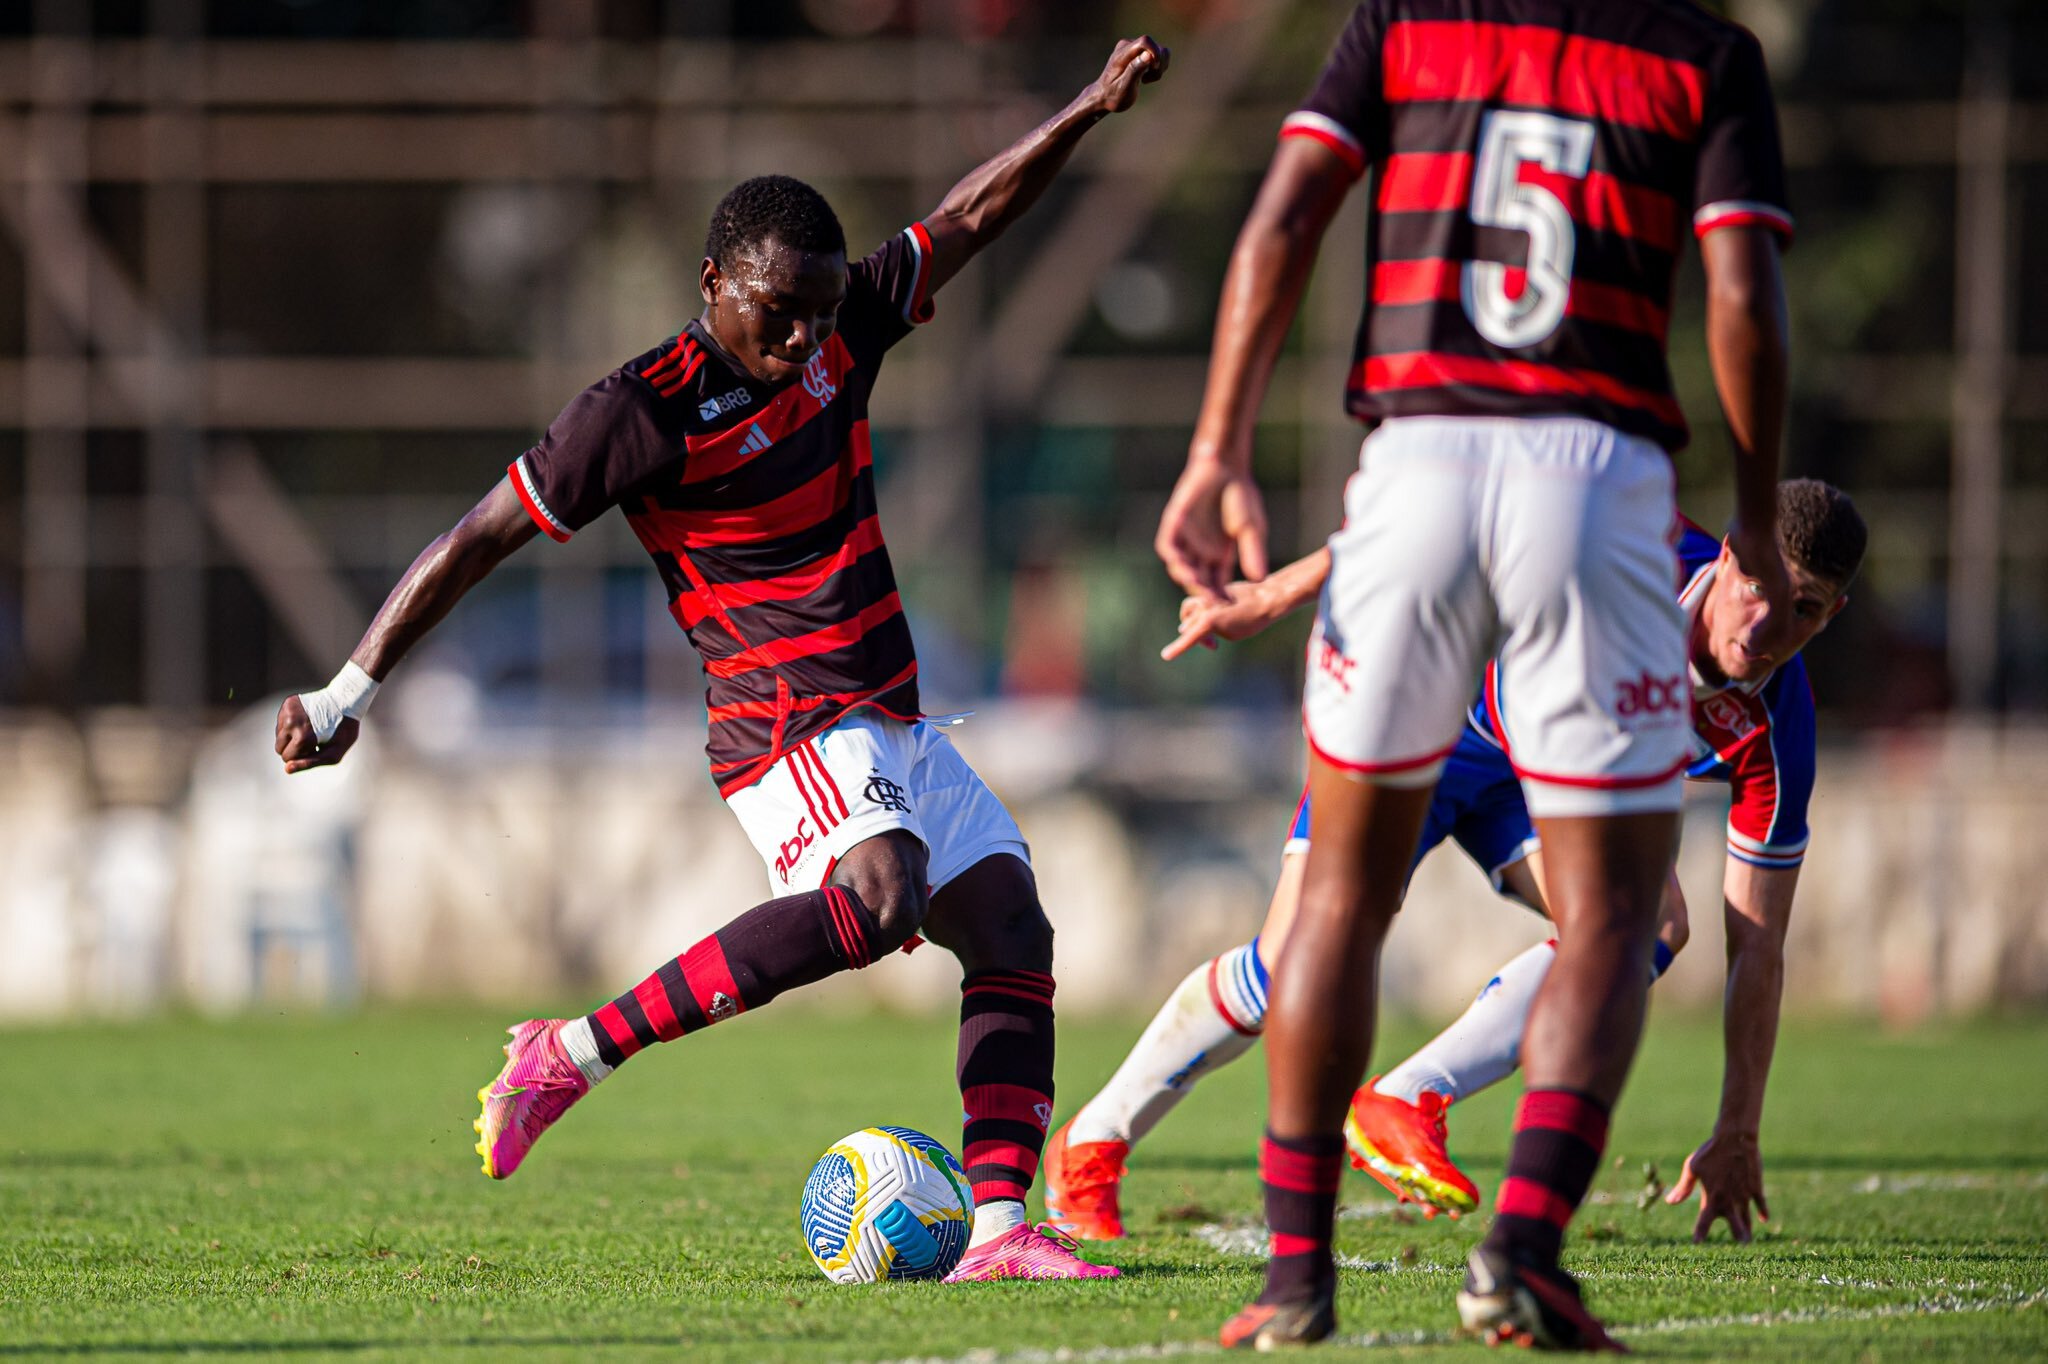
[0,0,2043,1021]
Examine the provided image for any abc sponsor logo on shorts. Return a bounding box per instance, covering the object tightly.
[1615,671,1685,726]
[1314,638,1357,694]
[775,815,821,884]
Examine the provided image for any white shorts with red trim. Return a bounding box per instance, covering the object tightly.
[1303,415,1688,818]
[724,710,1030,894]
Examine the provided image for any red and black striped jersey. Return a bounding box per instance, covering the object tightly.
[509,224,939,795]
[1283,0,1793,450]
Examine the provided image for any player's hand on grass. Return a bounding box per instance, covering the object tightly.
[274,695,360,774]
[1155,458,1269,603]
[1665,1130,1769,1243]
[1161,580,1284,660]
[1090,36,1169,115]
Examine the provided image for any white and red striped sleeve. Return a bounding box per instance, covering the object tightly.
[1280,4,1383,182]
[1693,26,1794,244]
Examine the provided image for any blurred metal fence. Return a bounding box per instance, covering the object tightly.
[1,3,2044,720]
[0,4,2044,1020]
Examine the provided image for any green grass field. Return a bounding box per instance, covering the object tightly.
[3,1006,2044,1361]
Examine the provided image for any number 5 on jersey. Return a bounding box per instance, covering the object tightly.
[1462,109,1595,349]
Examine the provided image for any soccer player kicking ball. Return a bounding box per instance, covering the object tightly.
[1050,483,1865,1254]
[273,36,1168,1284]
[1155,0,1795,1349]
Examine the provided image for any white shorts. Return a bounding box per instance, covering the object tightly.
[1302,416,1688,818]
[725,710,1030,894]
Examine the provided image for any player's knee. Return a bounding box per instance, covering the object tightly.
[866,891,929,955]
[833,833,931,953]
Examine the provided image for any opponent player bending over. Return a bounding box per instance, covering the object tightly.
[1049,482,1865,1250]
[1155,0,1794,1347]
[273,38,1167,1284]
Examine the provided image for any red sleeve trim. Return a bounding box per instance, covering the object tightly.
[903,222,937,326]
[1693,200,1795,244]
[509,457,571,543]
[1279,112,1367,180]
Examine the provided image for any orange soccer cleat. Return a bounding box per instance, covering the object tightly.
[1041,1120,1129,1241]
[1342,1079,1480,1218]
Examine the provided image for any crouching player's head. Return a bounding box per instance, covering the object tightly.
[1698,479,1868,687]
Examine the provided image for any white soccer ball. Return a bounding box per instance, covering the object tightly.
[799,1125,974,1283]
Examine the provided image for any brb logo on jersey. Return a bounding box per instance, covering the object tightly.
[699,388,752,421]
[802,352,838,403]
[1615,672,1684,725]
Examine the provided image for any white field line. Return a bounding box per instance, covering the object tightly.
[865,1285,2047,1364]
[1853,1172,2048,1194]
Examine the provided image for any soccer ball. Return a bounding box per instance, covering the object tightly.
[799,1125,973,1282]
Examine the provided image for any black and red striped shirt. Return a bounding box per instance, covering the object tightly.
[1283,0,1793,450]
[510,225,938,794]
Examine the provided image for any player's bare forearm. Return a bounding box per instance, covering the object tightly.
[1160,546,1330,660]
[1715,860,1799,1135]
[1188,140,1352,473]
[920,36,1167,291]
[1259,545,1332,619]
[353,477,540,680]
[1702,227,1789,573]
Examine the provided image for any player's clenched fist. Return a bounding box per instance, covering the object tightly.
[274,695,359,774]
[1090,36,1169,114]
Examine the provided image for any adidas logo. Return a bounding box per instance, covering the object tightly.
[708,991,740,1021]
[736,425,772,456]
[1033,1102,1053,1127]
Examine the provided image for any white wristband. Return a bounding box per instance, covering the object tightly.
[298,661,380,744]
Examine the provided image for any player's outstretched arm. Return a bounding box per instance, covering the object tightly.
[1664,857,1800,1242]
[274,477,539,773]
[1160,546,1331,661]
[1156,139,1353,601]
[1702,226,1791,610]
[917,36,1167,293]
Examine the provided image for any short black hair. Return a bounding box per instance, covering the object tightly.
[704,175,845,268]
[1777,479,1867,592]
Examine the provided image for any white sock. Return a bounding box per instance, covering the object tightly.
[968,1197,1027,1248]
[1376,939,1558,1105]
[1068,939,1268,1148]
[557,1015,614,1086]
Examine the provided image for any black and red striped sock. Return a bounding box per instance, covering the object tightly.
[585,885,879,1068]
[956,969,1057,1207]
[1258,1129,1344,1305]
[1482,1088,1612,1266]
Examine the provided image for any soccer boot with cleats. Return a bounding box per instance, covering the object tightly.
[1457,1246,1626,1352]
[1042,1120,1128,1241]
[1219,1293,1337,1350]
[1343,1080,1479,1218]
[474,1018,590,1179]
[942,1221,1121,1282]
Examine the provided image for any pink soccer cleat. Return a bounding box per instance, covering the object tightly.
[941,1221,1122,1282]
[473,1018,590,1179]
